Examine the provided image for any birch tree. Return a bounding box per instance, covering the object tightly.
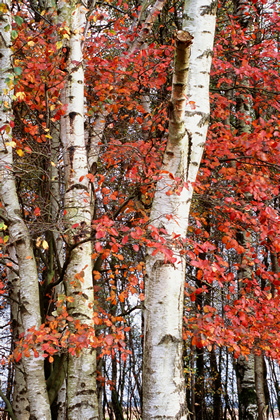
[0,1,51,419]
[143,0,217,418]
[58,1,99,418]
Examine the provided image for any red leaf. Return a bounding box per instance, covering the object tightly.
[104,334,114,346]
[95,242,103,252]
[34,207,41,216]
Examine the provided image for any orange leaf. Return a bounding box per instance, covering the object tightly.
[34,207,41,216]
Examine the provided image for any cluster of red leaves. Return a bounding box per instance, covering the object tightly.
[13,299,131,363]
[2,0,280,366]
[184,0,280,359]
[2,2,174,364]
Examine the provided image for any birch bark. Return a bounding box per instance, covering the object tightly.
[0,1,51,419]
[143,1,217,418]
[235,354,258,420]
[9,248,30,420]
[58,1,98,418]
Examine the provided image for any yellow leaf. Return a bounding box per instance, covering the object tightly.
[0,3,8,13]
[15,91,26,100]
[27,41,35,47]
[5,141,16,148]
[42,240,49,250]
[56,41,63,50]
[16,149,24,157]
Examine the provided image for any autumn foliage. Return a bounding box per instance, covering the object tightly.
[0,0,280,407]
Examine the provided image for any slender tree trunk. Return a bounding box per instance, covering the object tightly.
[231,0,265,412]
[143,30,193,420]
[58,2,98,418]
[143,1,216,417]
[210,348,223,420]
[0,2,51,419]
[195,349,205,420]
[235,354,258,420]
[255,356,269,420]
[235,231,258,420]
[9,248,30,420]
[48,121,67,420]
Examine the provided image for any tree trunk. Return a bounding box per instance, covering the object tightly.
[9,248,30,420]
[235,354,258,420]
[0,2,51,419]
[195,349,205,420]
[210,348,223,420]
[255,356,269,420]
[235,231,258,420]
[143,30,193,420]
[58,2,98,418]
[143,1,217,417]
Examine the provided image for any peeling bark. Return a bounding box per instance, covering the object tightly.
[143,30,193,420]
[143,1,217,418]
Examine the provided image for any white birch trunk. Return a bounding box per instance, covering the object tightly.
[9,248,30,420]
[58,2,98,418]
[143,1,217,418]
[183,0,217,184]
[235,354,258,420]
[129,0,167,53]
[0,2,51,419]
[143,31,193,420]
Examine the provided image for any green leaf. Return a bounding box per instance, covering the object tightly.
[0,222,7,230]
[11,30,18,40]
[14,15,24,26]
[14,66,22,76]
